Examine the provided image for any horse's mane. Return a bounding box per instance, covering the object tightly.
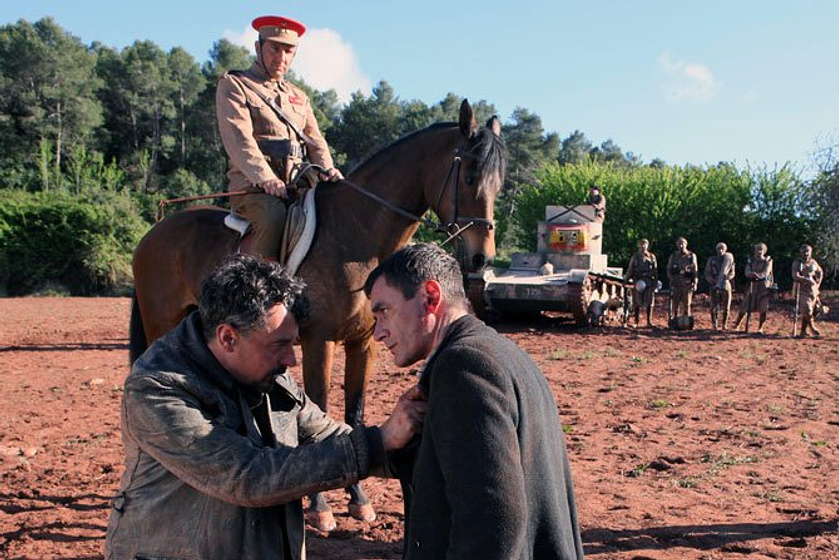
[349,122,508,198]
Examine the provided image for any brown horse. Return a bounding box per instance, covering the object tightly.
[130,99,507,528]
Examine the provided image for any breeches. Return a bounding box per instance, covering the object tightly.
[710,288,732,312]
[231,193,288,259]
[632,286,655,310]
[739,284,769,313]
[797,291,819,315]
[671,283,693,315]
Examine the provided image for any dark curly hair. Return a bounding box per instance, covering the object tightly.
[198,254,310,339]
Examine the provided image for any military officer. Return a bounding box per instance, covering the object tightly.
[667,237,699,321]
[791,244,824,337]
[704,242,735,330]
[625,238,658,327]
[587,184,606,222]
[216,15,343,260]
[732,242,774,334]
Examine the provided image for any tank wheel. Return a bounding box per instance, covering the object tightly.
[569,275,593,325]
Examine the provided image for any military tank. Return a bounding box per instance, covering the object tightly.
[468,205,626,325]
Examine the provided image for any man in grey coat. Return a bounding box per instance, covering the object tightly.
[105,255,425,560]
[365,243,584,560]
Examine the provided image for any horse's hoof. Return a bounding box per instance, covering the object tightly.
[305,509,337,532]
[348,502,377,522]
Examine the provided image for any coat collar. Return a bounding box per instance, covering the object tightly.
[418,314,484,393]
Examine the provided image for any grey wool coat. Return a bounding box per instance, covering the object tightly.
[105,312,383,560]
[402,314,584,560]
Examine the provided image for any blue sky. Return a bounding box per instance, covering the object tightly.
[4,1,838,173]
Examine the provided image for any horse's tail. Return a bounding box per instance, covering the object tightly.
[129,290,148,364]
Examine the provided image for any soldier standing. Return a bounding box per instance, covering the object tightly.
[216,15,344,260]
[704,242,736,330]
[732,242,774,334]
[625,238,658,327]
[587,184,606,223]
[667,237,699,321]
[791,244,824,337]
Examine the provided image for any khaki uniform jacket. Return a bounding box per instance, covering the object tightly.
[667,250,698,288]
[626,251,658,283]
[216,63,334,191]
[792,258,823,312]
[704,253,735,291]
[105,312,382,560]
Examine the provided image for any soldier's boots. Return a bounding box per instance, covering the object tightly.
[721,311,729,330]
[802,315,821,337]
[646,309,654,328]
[756,312,767,334]
[711,310,718,330]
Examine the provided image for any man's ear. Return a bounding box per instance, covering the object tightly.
[216,323,239,352]
[423,280,443,313]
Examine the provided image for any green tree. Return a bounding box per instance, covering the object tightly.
[168,47,206,166]
[809,139,839,277]
[0,18,102,190]
[558,130,593,165]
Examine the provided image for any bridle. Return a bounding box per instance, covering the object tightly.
[307,139,495,247]
[156,137,497,249]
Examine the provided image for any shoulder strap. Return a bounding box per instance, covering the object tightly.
[227,73,314,146]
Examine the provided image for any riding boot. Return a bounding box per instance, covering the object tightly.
[757,312,767,334]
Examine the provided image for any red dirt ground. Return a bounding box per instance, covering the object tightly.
[1,294,837,559]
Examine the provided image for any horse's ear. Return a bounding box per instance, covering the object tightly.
[459,99,477,138]
[487,115,501,137]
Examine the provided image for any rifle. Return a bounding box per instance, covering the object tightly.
[622,281,630,327]
[792,281,800,337]
[744,280,754,333]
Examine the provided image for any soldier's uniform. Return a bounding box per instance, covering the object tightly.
[792,256,824,337]
[667,250,698,318]
[216,21,335,260]
[587,190,606,223]
[626,250,658,326]
[704,251,735,329]
[733,253,773,333]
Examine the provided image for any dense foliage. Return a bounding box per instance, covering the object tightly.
[0,17,834,295]
[509,162,817,290]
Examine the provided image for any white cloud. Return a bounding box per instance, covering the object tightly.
[222,25,371,104]
[657,52,720,102]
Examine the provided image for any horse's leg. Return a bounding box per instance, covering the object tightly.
[300,337,338,532]
[343,335,377,522]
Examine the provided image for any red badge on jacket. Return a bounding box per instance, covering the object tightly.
[289,96,303,105]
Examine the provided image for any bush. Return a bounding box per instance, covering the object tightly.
[0,190,150,295]
[510,161,816,290]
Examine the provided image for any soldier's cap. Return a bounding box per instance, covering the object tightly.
[252,15,306,46]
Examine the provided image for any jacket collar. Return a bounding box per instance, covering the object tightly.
[418,314,483,393]
[248,62,286,90]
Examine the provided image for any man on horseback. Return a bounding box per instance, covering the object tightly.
[216,15,343,260]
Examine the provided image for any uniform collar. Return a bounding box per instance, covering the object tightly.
[248,62,286,89]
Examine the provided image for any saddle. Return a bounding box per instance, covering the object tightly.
[223,187,317,275]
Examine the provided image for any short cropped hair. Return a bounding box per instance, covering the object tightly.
[198,254,310,339]
[676,236,688,245]
[638,238,650,246]
[755,242,768,252]
[800,243,812,252]
[364,243,468,308]
[716,242,727,251]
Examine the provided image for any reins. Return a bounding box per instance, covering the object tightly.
[155,144,494,248]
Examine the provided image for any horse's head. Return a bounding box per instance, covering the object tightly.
[435,100,507,273]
